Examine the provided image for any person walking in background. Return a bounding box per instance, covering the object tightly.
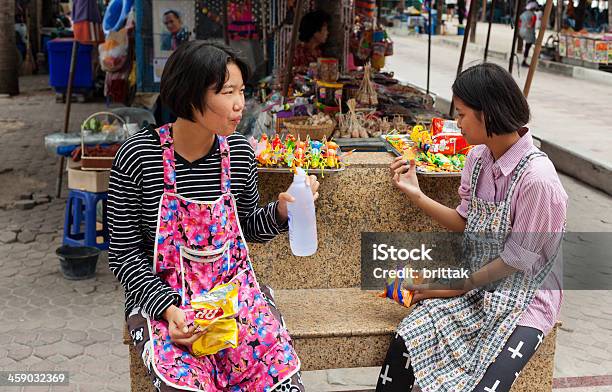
[446,0,458,22]
[457,0,467,25]
[519,1,538,66]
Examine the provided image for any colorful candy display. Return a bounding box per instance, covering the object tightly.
[385,119,471,173]
[251,134,353,174]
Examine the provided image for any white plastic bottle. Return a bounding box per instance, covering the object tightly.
[286,168,318,256]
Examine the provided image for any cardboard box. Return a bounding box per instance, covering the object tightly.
[65,159,82,171]
[68,167,110,193]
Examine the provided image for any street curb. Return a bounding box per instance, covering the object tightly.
[538,138,612,196]
[433,96,612,196]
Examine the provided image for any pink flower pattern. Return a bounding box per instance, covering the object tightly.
[149,124,300,391]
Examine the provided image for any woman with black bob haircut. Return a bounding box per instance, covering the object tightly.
[293,9,331,69]
[108,41,317,391]
[379,62,567,391]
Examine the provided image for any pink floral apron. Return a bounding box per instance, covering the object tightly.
[144,124,301,391]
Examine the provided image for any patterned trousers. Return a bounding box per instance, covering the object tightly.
[127,285,305,392]
[376,326,544,392]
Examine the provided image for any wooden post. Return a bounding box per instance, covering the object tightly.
[55,40,79,198]
[609,0,612,31]
[481,0,487,22]
[281,0,305,98]
[449,0,478,116]
[428,0,432,94]
[508,0,524,73]
[555,0,563,31]
[523,0,553,97]
[436,0,443,35]
[223,0,230,46]
[469,0,477,43]
[484,0,497,60]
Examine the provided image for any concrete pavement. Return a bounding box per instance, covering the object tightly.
[385,32,612,195]
[0,76,610,391]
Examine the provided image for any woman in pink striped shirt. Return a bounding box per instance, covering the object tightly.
[377,63,567,392]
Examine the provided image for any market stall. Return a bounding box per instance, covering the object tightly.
[558,32,612,68]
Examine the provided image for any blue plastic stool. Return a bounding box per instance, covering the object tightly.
[63,190,109,251]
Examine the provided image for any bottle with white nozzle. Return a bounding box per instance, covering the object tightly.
[286,168,318,256]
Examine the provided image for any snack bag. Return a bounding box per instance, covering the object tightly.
[189,281,240,357]
[191,318,239,357]
[378,268,423,308]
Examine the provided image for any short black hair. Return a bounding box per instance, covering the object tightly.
[452,63,530,137]
[163,10,180,19]
[160,41,250,122]
[298,10,331,42]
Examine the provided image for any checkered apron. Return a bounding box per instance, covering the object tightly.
[397,151,559,391]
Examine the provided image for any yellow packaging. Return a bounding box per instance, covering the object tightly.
[190,281,239,357]
[191,318,239,357]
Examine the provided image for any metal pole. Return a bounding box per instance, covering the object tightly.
[427,0,432,94]
[56,39,79,198]
[484,0,497,60]
[282,0,305,98]
[449,0,478,116]
[509,0,524,73]
[523,0,553,97]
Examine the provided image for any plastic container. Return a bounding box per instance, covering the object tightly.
[103,0,134,34]
[56,245,100,280]
[286,168,318,256]
[47,38,94,92]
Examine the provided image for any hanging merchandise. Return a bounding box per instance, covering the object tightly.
[355,0,377,20]
[99,29,129,72]
[356,63,378,106]
[227,0,260,40]
[73,0,105,44]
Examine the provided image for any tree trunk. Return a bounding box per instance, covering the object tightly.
[574,0,588,31]
[0,0,20,95]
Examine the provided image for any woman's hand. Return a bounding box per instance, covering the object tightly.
[277,175,320,222]
[390,157,422,202]
[162,305,204,348]
[410,289,467,305]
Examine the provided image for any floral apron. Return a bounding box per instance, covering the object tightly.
[144,124,301,391]
[397,151,559,391]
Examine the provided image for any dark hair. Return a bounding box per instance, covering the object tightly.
[452,63,530,137]
[298,10,331,42]
[160,41,250,122]
[163,10,180,19]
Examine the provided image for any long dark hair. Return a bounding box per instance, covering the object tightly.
[452,63,530,137]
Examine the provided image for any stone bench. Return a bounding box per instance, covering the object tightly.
[123,152,559,391]
[123,291,559,392]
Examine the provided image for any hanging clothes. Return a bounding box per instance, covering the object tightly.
[227,0,260,40]
[72,0,105,44]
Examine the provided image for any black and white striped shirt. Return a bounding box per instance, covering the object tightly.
[108,127,287,320]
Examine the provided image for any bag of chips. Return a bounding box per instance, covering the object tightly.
[188,281,240,357]
[378,267,424,308]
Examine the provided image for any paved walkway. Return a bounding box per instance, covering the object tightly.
[386,30,612,171]
[0,76,610,391]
